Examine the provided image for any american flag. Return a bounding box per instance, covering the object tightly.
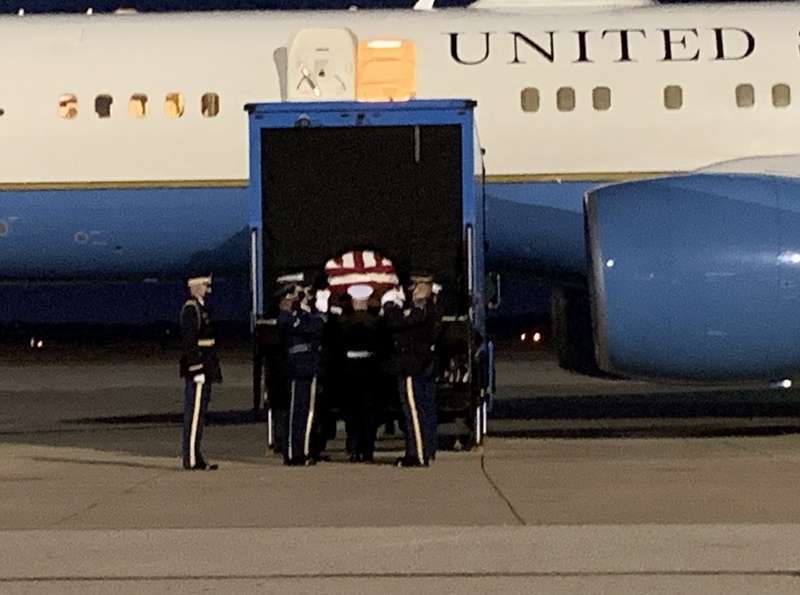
[324,249,399,295]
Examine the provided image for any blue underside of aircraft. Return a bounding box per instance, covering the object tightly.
[0,180,587,323]
[7,171,800,381]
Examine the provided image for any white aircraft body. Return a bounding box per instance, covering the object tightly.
[2,1,799,185]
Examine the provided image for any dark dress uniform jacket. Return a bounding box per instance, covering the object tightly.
[383,300,442,376]
[278,310,324,379]
[179,298,222,383]
[340,311,380,360]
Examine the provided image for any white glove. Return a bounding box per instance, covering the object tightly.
[381,288,403,307]
[432,283,442,295]
[381,289,398,306]
[193,373,206,384]
[315,289,331,313]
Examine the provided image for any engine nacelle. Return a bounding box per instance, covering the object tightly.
[585,173,800,381]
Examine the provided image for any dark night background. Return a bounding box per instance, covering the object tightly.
[0,0,470,10]
[0,0,750,12]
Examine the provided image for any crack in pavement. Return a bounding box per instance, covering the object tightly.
[479,447,526,526]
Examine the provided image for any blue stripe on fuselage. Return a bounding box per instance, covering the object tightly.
[0,179,594,323]
[485,181,589,277]
[0,186,250,279]
[0,180,590,278]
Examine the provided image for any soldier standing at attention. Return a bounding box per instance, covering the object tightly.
[381,272,443,468]
[277,278,325,466]
[180,273,222,471]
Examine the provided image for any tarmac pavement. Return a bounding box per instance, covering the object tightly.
[2,346,800,593]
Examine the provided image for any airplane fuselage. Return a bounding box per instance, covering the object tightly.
[2,3,800,319]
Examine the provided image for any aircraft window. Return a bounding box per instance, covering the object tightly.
[164,92,185,118]
[95,94,113,118]
[592,86,611,111]
[129,94,148,118]
[521,87,540,112]
[58,94,78,119]
[663,85,683,110]
[772,84,791,108]
[556,87,575,112]
[0,108,4,117]
[201,93,219,118]
[736,84,754,108]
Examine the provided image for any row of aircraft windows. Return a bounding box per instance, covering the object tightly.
[56,93,221,119]
[0,84,791,120]
[521,84,794,112]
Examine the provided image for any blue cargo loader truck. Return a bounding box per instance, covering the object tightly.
[244,99,495,449]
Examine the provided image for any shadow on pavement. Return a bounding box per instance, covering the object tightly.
[493,387,800,419]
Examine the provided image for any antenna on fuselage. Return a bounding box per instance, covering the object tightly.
[413,0,435,10]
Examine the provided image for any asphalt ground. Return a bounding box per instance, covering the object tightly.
[2,346,800,593]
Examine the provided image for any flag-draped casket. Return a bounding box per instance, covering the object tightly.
[324,250,399,296]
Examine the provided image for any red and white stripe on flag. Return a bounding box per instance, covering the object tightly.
[325,250,399,294]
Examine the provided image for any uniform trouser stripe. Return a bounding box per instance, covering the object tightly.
[405,376,425,464]
[288,381,296,461]
[303,375,317,457]
[189,380,203,468]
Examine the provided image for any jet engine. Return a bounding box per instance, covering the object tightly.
[584,173,800,381]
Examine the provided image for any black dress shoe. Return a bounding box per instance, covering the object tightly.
[284,457,314,466]
[395,456,428,468]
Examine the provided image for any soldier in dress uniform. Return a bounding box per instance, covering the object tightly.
[179,273,222,471]
[381,272,443,467]
[339,284,381,463]
[266,273,306,457]
[277,276,325,466]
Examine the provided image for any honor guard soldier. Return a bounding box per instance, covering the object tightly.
[179,273,222,471]
[265,273,306,457]
[382,272,443,467]
[277,276,325,466]
[340,284,381,462]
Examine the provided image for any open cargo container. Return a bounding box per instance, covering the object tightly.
[245,100,493,448]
